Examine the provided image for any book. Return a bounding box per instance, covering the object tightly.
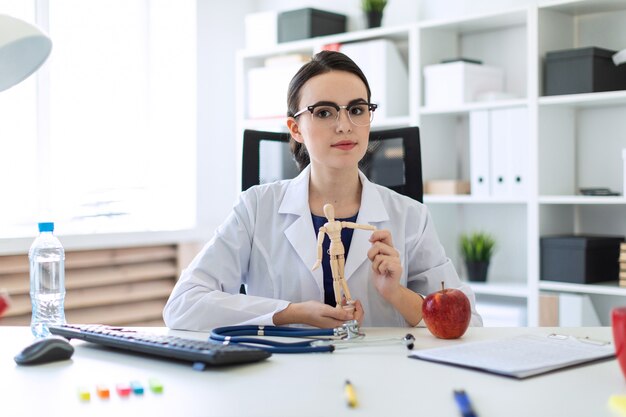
[410,333,614,379]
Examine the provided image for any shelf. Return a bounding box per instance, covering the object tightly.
[418,8,527,32]
[541,0,626,15]
[539,195,626,205]
[538,90,626,109]
[424,195,527,204]
[237,1,626,327]
[540,280,626,297]
[467,282,528,298]
[419,99,528,116]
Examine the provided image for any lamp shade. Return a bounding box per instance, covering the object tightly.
[0,14,52,92]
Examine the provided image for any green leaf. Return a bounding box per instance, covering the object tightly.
[459,231,496,262]
[361,0,388,12]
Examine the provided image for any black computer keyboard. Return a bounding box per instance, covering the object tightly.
[49,324,271,368]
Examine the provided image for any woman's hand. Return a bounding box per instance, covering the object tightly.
[367,229,423,327]
[367,229,403,301]
[273,300,364,328]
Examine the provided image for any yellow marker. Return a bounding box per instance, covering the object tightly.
[77,387,90,402]
[344,380,358,408]
[609,395,626,416]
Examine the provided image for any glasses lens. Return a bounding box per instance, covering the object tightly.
[311,106,339,124]
[347,104,373,126]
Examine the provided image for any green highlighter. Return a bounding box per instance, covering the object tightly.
[149,378,163,394]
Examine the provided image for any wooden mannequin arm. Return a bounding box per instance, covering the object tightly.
[311,227,326,270]
[341,222,377,231]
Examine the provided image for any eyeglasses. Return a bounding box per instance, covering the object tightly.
[293,101,377,127]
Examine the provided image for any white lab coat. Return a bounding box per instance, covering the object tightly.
[163,166,483,330]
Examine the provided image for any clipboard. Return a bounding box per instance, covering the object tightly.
[409,333,615,379]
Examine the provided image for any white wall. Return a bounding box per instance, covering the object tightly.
[196,0,254,240]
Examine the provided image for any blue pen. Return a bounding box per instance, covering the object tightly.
[453,390,478,417]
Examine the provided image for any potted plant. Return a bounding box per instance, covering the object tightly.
[361,0,387,28]
[460,232,496,282]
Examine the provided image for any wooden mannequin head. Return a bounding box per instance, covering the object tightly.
[323,203,335,222]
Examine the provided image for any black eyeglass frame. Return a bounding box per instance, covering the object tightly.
[292,101,378,120]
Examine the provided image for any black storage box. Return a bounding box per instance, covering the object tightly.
[540,235,624,284]
[278,8,346,43]
[545,47,626,96]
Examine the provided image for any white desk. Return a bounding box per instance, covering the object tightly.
[1,326,622,417]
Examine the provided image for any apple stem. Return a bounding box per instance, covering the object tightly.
[441,281,445,292]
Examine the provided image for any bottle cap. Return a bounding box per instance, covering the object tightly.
[38,222,54,232]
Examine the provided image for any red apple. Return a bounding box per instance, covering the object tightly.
[422,281,471,339]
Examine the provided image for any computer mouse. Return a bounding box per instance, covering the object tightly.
[14,335,74,365]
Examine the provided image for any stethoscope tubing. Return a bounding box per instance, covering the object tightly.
[211,325,334,338]
[209,325,336,354]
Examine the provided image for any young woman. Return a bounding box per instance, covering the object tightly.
[163,51,482,330]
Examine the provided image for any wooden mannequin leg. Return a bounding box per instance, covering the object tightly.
[330,256,343,308]
[337,255,355,314]
[337,255,352,302]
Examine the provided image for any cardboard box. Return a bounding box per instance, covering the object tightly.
[277,8,346,43]
[540,235,624,284]
[423,61,503,108]
[545,47,626,96]
[424,180,470,195]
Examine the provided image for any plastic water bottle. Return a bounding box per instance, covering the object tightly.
[29,222,66,338]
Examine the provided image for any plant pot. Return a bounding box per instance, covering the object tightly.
[465,260,489,282]
[366,11,383,28]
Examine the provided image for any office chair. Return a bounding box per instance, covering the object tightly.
[241,126,423,202]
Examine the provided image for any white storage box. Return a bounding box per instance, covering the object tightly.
[424,62,503,108]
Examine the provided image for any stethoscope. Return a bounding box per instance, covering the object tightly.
[209,320,415,354]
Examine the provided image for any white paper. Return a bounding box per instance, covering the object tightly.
[410,333,614,379]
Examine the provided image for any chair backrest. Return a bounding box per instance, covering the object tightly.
[241,126,423,202]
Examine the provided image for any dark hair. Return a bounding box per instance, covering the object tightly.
[287,50,371,170]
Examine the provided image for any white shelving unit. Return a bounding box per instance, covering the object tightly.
[236,0,626,326]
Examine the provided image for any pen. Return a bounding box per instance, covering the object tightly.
[344,380,358,408]
[453,389,478,417]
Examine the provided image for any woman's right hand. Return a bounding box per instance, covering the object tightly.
[273,300,364,328]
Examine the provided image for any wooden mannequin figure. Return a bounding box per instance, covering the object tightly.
[312,203,376,311]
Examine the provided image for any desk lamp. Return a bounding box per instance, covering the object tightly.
[0,14,51,92]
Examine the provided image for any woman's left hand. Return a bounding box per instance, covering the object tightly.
[367,229,403,301]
